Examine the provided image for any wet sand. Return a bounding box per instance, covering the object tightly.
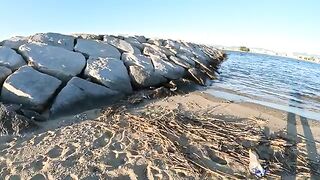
[0,90,319,179]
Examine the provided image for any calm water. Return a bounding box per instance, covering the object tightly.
[207,51,320,121]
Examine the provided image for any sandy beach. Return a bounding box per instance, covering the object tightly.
[1,88,319,179]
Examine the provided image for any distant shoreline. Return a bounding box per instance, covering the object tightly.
[222,49,320,64]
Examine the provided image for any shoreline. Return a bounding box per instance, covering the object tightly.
[224,50,320,64]
[1,89,319,179]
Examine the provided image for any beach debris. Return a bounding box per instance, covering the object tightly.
[249,149,266,177]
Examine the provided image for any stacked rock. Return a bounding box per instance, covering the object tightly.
[0,33,225,118]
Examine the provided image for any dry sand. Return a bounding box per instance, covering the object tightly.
[0,89,320,179]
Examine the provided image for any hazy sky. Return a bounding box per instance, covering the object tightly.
[0,0,319,54]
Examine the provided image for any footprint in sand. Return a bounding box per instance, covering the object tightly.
[30,174,46,180]
[103,151,128,170]
[7,174,21,180]
[64,144,77,157]
[31,134,46,146]
[29,156,48,171]
[92,132,113,149]
[47,145,63,159]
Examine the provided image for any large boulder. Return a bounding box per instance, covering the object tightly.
[29,33,75,51]
[147,38,163,46]
[134,35,147,43]
[0,46,26,70]
[169,56,192,69]
[74,39,121,59]
[84,57,132,94]
[123,37,144,50]
[19,43,86,81]
[1,66,61,111]
[151,56,186,80]
[121,53,167,87]
[121,53,154,70]
[0,66,12,85]
[128,66,167,88]
[143,43,175,59]
[50,77,125,118]
[0,36,29,50]
[104,36,135,54]
[176,53,196,67]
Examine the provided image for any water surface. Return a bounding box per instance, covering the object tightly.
[207,51,320,121]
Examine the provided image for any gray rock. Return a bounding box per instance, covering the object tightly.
[29,33,75,51]
[147,39,163,46]
[163,40,181,50]
[104,36,134,54]
[73,33,102,40]
[19,43,86,81]
[1,66,61,111]
[123,37,144,50]
[143,44,168,60]
[121,53,167,87]
[0,66,12,85]
[50,77,125,118]
[74,39,121,59]
[0,36,29,50]
[143,43,175,58]
[0,46,26,70]
[151,56,185,80]
[128,66,167,87]
[133,46,141,55]
[169,56,192,69]
[84,57,132,94]
[187,68,208,86]
[121,53,154,70]
[134,35,147,43]
[176,53,196,67]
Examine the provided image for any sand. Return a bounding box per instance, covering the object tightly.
[0,89,320,179]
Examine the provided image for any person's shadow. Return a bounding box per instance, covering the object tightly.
[282,92,319,179]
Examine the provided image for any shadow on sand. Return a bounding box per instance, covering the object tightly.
[282,92,319,179]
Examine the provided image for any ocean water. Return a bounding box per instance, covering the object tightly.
[207,51,320,121]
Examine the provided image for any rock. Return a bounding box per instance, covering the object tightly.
[29,33,75,51]
[0,46,26,70]
[128,66,167,88]
[0,66,12,85]
[50,77,125,118]
[73,33,103,40]
[147,39,163,46]
[84,57,132,94]
[121,53,167,87]
[121,53,154,70]
[169,56,192,69]
[104,36,134,54]
[132,46,141,55]
[1,66,61,111]
[151,56,185,80]
[123,37,144,50]
[134,35,147,43]
[176,53,196,67]
[143,43,175,58]
[163,40,181,50]
[0,36,29,50]
[20,109,47,121]
[19,43,86,81]
[74,39,121,59]
[187,68,208,86]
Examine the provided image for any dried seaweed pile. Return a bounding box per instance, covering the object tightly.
[96,99,320,179]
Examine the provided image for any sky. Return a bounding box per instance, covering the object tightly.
[0,0,319,54]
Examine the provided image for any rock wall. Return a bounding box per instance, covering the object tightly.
[0,33,225,119]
